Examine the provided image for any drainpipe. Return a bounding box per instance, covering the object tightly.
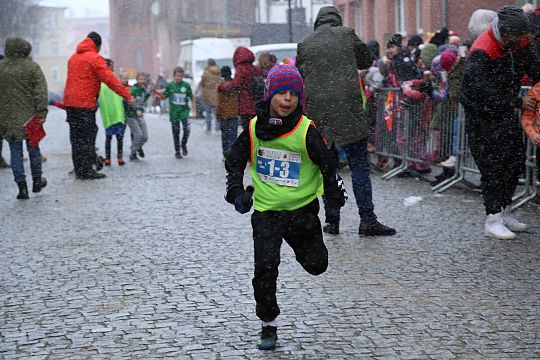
[441,0,448,28]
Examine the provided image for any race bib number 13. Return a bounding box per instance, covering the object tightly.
[256,146,301,187]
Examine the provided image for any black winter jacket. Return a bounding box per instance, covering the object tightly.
[460,26,540,120]
[225,100,345,209]
[391,49,422,83]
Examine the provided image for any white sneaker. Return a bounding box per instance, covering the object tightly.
[440,156,456,167]
[502,206,529,232]
[485,213,516,240]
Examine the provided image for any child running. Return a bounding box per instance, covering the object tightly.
[99,59,126,166]
[224,65,345,350]
[126,72,150,161]
[163,67,196,158]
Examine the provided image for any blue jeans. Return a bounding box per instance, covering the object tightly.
[9,139,42,183]
[203,104,218,131]
[324,139,374,224]
[220,117,238,158]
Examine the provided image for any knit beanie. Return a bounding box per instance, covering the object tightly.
[439,50,458,71]
[419,44,440,68]
[387,33,403,48]
[407,35,424,47]
[87,31,102,47]
[497,5,530,36]
[264,65,304,102]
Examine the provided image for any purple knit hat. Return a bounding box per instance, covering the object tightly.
[264,65,304,102]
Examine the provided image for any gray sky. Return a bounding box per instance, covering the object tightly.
[40,0,109,18]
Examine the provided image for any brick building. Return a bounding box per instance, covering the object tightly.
[109,0,255,79]
[333,0,511,51]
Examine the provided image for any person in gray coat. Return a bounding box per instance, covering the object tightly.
[296,6,396,236]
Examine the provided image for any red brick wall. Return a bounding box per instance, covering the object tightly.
[334,0,510,58]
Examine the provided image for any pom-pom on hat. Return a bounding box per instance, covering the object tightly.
[264,65,304,102]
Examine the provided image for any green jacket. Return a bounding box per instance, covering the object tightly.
[296,6,374,146]
[0,37,48,142]
[99,83,125,128]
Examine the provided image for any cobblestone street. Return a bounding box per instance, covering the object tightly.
[1,108,539,359]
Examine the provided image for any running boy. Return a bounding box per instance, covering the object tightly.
[127,72,150,161]
[99,59,126,166]
[224,65,345,350]
[163,67,196,158]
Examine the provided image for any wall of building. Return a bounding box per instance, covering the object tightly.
[334,0,510,55]
[31,6,69,94]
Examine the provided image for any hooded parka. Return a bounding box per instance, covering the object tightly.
[296,6,374,146]
[0,37,48,142]
[64,37,132,109]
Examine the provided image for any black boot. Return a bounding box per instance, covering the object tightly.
[32,177,47,193]
[359,215,396,236]
[323,223,340,235]
[16,182,29,199]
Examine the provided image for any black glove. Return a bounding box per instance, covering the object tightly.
[234,192,252,214]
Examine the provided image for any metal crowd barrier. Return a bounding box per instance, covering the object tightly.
[372,87,539,209]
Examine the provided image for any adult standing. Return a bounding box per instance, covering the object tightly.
[296,6,396,236]
[460,6,540,239]
[0,37,48,199]
[217,47,261,130]
[64,32,135,179]
[198,59,221,133]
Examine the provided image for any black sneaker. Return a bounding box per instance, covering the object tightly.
[359,218,396,236]
[323,223,339,235]
[182,147,188,156]
[130,154,140,161]
[138,149,145,158]
[257,326,277,350]
[175,151,183,159]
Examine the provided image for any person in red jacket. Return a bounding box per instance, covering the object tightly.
[217,47,261,130]
[64,32,135,180]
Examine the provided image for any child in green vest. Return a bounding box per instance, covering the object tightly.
[163,67,196,158]
[225,65,345,350]
[99,59,126,166]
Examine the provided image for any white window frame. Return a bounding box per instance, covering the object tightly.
[395,0,406,35]
[416,0,423,34]
[50,40,59,56]
[51,67,60,83]
[354,0,363,36]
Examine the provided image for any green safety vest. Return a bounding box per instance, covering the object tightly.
[249,115,323,211]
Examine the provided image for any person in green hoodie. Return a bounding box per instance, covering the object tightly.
[99,59,126,166]
[0,37,48,199]
[126,72,150,161]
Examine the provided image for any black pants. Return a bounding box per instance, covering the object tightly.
[251,199,328,322]
[466,112,525,215]
[105,134,124,159]
[67,107,98,176]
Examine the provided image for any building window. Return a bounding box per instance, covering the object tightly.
[354,1,362,36]
[135,49,143,71]
[395,0,405,35]
[48,13,58,27]
[51,67,60,83]
[51,41,59,56]
[416,0,423,34]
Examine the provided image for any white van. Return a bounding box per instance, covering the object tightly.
[249,43,298,64]
[178,37,249,89]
